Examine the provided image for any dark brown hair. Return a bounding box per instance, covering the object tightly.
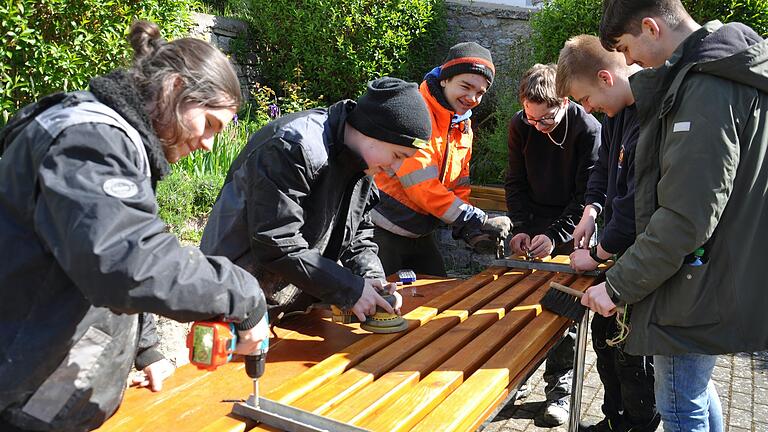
[128,20,242,150]
[518,63,560,107]
[600,0,688,50]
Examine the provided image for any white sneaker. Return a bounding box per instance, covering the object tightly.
[540,399,569,426]
[514,383,531,401]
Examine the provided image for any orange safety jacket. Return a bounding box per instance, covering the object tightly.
[372,79,487,238]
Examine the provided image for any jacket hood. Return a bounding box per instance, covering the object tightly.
[678,21,768,93]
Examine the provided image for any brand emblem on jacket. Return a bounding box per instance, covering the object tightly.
[103,178,139,199]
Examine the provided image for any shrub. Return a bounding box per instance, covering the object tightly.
[235,0,447,103]
[528,0,768,65]
[0,0,199,124]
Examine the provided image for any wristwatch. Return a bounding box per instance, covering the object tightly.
[589,245,609,264]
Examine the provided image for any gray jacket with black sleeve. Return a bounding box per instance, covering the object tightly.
[0,71,266,431]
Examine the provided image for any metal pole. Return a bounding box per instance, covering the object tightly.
[568,310,590,432]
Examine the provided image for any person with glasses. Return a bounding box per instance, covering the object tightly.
[504,63,600,427]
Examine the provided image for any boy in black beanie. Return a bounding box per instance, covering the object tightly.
[201,77,432,323]
[372,42,512,276]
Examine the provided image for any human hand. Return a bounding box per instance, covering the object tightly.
[529,234,554,258]
[370,279,403,313]
[510,233,531,256]
[573,205,598,249]
[580,282,617,317]
[351,279,395,322]
[569,248,598,272]
[131,358,175,392]
[234,314,270,355]
[481,216,513,239]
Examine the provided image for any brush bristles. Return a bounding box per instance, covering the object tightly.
[540,287,586,322]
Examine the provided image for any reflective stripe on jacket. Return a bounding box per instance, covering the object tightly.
[372,80,485,238]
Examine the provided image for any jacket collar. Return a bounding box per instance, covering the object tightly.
[327,100,368,175]
[89,70,170,184]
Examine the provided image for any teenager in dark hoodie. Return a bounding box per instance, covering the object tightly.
[557,35,658,432]
[582,1,768,430]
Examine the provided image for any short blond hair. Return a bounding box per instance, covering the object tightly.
[518,63,560,107]
[556,34,627,98]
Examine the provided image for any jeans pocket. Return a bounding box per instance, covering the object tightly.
[651,263,722,327]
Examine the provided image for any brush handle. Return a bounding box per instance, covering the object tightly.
[549,282,584,298]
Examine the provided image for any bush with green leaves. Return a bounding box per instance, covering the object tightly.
[235,0,446,103]
[1,0,199,124]
[529,0,768,64]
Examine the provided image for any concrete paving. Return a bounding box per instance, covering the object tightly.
[484,315,768,432]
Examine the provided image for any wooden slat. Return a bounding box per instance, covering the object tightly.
[290,270,528,414]
[470,185,505,197]
[263,267,507,406]
[468,196,507,212]
[357,272,578,432]
[322,270,543,423]
[409,276,595,432]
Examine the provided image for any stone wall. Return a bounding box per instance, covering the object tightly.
[444,0,534,77]
[189,12,260,100]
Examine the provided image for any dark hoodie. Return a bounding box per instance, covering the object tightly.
[607,21,768,356]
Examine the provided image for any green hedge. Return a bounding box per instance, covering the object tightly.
[236,0,447,103]
[1,0,199,124]
[529,0,768,64]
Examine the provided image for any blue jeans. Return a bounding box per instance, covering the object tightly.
[653,354,723,432]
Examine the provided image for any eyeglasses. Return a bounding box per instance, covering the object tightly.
[522,105,561,127]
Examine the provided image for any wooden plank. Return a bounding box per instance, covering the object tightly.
[409,276,595,432]
[468,196,507,212]
[322,270,542,423]
[262,267,507,406]
[470,185,505,197]
[357,272,578,432]
[289,270,529,414]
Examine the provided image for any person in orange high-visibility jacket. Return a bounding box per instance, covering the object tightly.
[372,42,512,276]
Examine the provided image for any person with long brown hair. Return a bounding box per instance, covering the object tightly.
[0,21,268,431]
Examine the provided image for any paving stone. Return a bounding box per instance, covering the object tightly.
[732,377,753,394]
[728,408,752,429]
[754,403,768,423]
[716,355,732,368]
[712,365,732,381]
[730,391,752,410]
[755,422,768,432]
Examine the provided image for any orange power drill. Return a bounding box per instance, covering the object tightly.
[186,320,269,399]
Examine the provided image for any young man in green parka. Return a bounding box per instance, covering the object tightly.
[581,1,768,430]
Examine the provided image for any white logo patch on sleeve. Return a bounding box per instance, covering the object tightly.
[673,121,691,132]
[103,178,139,199]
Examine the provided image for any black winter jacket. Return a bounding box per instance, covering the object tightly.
[200,101,386,313]
[0,72,266,432]
[584,105,638,254]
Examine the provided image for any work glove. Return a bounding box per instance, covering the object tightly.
[467,233,498,255]
[481,216,513,240]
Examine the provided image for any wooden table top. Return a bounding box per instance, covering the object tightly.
[98,262,593,432]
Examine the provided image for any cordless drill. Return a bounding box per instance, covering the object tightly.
[187,319,269,405]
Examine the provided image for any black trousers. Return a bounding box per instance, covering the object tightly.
[592,313,658,429]
[373,227,447,277]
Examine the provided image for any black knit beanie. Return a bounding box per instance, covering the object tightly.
[438,42,495,85]
[347,77,431,149]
